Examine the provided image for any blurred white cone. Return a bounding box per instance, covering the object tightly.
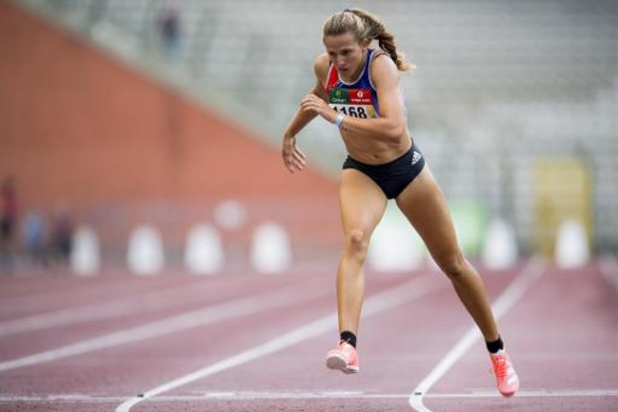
[369,221,422,272]
[214,200,248,230]
[70,225,100,276]
[184,224,224,275]
[482,219,518,270]
[555,219,589,269]
[127,225,164,275]
[250,222,291,274]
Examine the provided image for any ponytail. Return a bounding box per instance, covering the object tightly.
[347,9,414,72]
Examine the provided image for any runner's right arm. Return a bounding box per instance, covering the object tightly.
[283,55,329,138]
[281,55,329,173]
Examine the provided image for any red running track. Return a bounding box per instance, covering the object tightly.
[0,257,616,411]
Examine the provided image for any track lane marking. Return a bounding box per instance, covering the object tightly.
[0,275,297,336]
[0,276,328,373]
[409,257,548,411]
[115,273,444,412]
[2,389,617,403]
[0,277,261,337]
[0,278,157,314]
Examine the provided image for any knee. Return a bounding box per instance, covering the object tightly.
[436,251,467,280]
[344,229,369,260]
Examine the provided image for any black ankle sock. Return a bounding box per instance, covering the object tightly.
[340,331,357,348]
[486,335,504,354]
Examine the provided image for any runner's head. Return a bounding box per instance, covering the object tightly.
[322,9,414,73]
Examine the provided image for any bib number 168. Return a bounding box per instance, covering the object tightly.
[334,106,368,119]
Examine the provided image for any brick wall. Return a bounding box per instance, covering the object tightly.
[0,2,341,264]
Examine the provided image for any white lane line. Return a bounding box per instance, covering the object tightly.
[409,257,548,412]
[0,279,144,314]
[115,274,444,412]
[0,277,328,373]
[0,278,252,337]
[599,254,618,292]
[2,389,617,403]
[425,389,618,398]
[198,389,618,399]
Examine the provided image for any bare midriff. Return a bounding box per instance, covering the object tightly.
[340,128,413,164]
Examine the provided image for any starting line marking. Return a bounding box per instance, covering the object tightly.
[1,389,617,403]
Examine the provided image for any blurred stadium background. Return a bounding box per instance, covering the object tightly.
[1,0,617,275]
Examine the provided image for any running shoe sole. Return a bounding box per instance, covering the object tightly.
[326,353,359,374]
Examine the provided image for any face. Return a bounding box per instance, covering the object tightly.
[323,32,368,79]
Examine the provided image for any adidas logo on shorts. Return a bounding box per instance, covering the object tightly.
[411,151,422,165]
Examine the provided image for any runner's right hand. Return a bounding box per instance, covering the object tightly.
[282,135,307,173]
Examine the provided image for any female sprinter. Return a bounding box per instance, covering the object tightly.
[281,9,519,397]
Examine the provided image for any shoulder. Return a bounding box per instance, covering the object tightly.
[370,52,400,89]
[313,53,331,82]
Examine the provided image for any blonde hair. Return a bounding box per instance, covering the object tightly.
[322,9,415,72]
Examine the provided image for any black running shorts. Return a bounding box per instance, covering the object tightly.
[342,145,426,199]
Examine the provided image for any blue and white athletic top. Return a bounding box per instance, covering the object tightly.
[326,48,385,119]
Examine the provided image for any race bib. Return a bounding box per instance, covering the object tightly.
[328,88,378,119]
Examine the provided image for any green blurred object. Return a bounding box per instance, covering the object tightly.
[449,201,488,257]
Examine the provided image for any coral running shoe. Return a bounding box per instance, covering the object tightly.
[326,340,359,374]
[490,350,519,397]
